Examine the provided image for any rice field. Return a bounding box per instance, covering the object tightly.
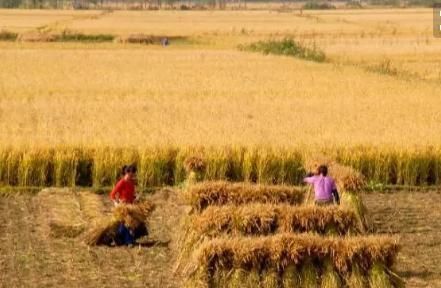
[0,7,440,288]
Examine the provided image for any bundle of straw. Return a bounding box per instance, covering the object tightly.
[83,200,155,246]
[185,204,359,245]
[186,181,305,212]
[192,234,399,274]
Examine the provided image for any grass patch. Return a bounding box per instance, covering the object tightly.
[239,38,326,62]
[56,31,115,43]
[302,1,336,9]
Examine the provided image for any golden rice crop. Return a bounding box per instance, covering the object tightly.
[185,181,306,212]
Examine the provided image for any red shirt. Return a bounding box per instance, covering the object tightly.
[110,178,136,204]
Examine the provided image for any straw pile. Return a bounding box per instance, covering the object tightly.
[37,188,85,238]
[186,181,305,212]
[83,200,155,246]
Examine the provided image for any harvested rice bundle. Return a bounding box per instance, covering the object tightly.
[192,234,399,276]
[186,181,305,212]
[37,188,85,238]
[341,192,370,232]
[321,259,342,288]
[345,263,368,288]
[282,264,301,288]
[83,200,155,246]
[368,262,392,288]
[261,268,280,288]
[301,258,319,288]
[184,204,359,250]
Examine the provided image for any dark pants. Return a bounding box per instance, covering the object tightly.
[115,223,135,246]
[115,223,149,246]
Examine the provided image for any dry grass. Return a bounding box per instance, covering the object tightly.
[185,181,305,212]
[37,188,85,237]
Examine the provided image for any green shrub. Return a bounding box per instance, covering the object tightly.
[239,38,326,63]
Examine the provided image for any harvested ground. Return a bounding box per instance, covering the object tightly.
[0,188,186,288]
[0,188,440,287]
[363,189,441,288]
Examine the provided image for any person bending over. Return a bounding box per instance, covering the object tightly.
[304,165,340,205]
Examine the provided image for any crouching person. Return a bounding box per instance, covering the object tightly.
[304,165,340,205]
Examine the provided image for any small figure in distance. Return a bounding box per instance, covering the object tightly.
[161,37,169,47]
[304,165,340,206]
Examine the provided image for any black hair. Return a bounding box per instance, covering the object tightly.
[318,165,328,176]
[122,164,137,175]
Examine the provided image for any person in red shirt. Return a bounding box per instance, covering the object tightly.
[110,164,137,205]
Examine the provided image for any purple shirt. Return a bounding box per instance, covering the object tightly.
[303,175,336,201]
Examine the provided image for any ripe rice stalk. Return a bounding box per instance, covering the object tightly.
[18,149,54,187]
[368,262,392,288]
[320,259,342,288]
[282,264,301,288]
[54,148,80,187]
[92,147,139,187]
[185,181,305,212]
[243,147,259,183]
[257,148,305,185]
[138,147,176,187]
[345,263,368,288]
[37,188,85,238]
[261,267,280,288]
[0,148,22,186]
[301,258,319,288]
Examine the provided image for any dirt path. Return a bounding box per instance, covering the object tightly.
[363,189,441,288]
[0,189,185,288]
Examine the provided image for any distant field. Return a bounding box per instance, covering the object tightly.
[0,9,441,148]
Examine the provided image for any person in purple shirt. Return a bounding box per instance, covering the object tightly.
[304,165,340,205]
